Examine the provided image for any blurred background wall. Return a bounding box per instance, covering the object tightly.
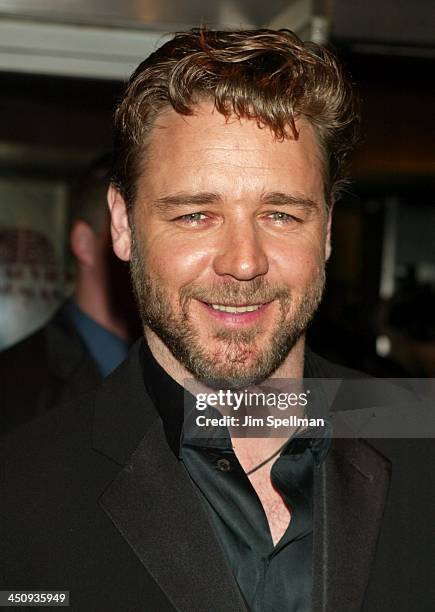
[0,0,433,375]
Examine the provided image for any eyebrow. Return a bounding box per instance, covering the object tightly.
[259,192,322,211]
[152,192,221,212]
[151,191,322,212]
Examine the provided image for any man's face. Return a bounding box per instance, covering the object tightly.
[113,102,331,386]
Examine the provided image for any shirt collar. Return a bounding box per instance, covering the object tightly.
[64,298,129,376]
[140,339,186,454]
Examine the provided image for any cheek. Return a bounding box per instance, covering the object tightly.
[271,240,325,286]
[146,236,214,287]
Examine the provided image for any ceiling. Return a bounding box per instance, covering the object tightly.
[0,0,432,80]
[0,0,312,30]
[0,0,315,79]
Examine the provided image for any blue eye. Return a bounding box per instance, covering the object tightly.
[269,212,296,224]
[182,213,206,222]
[176,212,209,226]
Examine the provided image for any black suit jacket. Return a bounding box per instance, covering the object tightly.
[0,304,102,433]
[1,340,434,611]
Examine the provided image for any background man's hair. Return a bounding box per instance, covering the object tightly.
[69,154,112,235]
[112,28,360,208]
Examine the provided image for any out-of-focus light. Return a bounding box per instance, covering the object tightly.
[376,335,391,357]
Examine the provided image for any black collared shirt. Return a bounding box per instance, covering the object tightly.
[140,340,330,612]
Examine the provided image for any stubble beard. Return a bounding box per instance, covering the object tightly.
[130,231,325,388]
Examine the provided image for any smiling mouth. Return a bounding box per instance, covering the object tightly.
[207,303,267,313]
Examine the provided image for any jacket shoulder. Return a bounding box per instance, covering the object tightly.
[305,347,370,379]
[0,324,49,366]
[0,307,100,433]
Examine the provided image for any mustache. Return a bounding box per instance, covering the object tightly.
[179,279,291,306]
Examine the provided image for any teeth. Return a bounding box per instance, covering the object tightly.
[210,304,263,313]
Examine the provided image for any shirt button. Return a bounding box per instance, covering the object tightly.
[216,458,231,472]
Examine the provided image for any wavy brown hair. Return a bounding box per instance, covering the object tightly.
[112,28,360,207]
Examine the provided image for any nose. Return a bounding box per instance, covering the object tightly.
[212,221,269,281]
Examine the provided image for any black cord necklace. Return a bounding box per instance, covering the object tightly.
[245,440,288,475]
[244,418,307,476]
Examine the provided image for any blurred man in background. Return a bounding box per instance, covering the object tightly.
[0,157,140,432]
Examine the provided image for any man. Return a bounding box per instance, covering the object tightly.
[1,30,433,611]
[0,158,139,432]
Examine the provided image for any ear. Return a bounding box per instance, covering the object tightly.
[325,204,333,262]
[70,220,97,267]
[107,184,132,262]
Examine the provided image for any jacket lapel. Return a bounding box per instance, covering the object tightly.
[94,341,247,612]
[312,436,391,612]
[306,349,392,611]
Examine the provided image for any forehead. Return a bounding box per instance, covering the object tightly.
[138,102,325,201]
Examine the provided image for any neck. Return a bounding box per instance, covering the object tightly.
[74,279,129,341]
